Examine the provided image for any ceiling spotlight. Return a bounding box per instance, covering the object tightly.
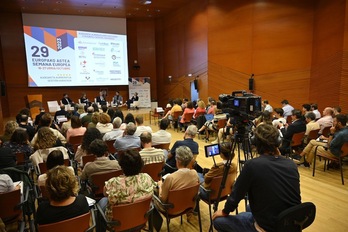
[140,0,152,5]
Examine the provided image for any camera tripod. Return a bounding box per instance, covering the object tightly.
[209,132,253,231]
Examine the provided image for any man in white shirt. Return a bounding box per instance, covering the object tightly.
[281,99,294,119]
[152,118,172,145]
[311,103,321,119]
[134,115,152,137]
[262,100,273,113]
[103,117,124,141]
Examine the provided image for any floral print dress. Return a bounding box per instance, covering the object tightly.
[104,173,156,220]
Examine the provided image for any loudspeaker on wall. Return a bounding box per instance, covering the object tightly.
[249,77,254,91]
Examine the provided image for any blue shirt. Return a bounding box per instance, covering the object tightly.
[330,127,348,157]
[166,138,199,167]
[113,135,141,151]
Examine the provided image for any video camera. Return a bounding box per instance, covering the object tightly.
[219,90,261,117]
[219,90,261,136]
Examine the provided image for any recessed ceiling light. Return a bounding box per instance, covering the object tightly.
[56,1,62,4]
[139,0,152,5]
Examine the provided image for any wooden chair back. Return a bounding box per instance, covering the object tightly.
[307,129,320,141]
[291,132,305,147]
[217,119,227,130]
[207,173,234,201]
[68,135,84,153]
[89,170,123,198]
[105,140,116,154]
[81,155,96,168]
[172,111,183,121]
[109,196,153,231]
[38,212,91,232]
[152,143,170,150]
[0,188,22,224]
[16,152,26,165]
[321,126,331,137]
[141,161,164,181]
[38,159,70,174]
[286,115,292,124]
[183,112,194,123]
[166,183,199,216]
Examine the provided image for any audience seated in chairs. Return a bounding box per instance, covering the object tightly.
[3,129,33,160]
[37,150,74,186]
[211,118,234,144]
[31,113,67,146]
[80,139,121,182]
[297,114,348,167]
[102,117,124,141]
[213,124,302,232]
[113,122,141,152]
[178,101,195,132]
[66,116,86,143]
[272,108,286,128]
[97,149,156,232]
[153,146,200,230]
[87,112,100,129]
[0,120,19,143]
[36,166,89,225]
[81,106,94,127]
[152,118,172,146]
[317,107,334,134]
[134,115,152,137]
[96,113,113,135]
[30,127,69,171]
[198,142,237,201]
[197,108,226,143]
[163,125,199,175]
[194,100,207,119]
[139,132,165,165]
[303,112,320,144]
[74,128,102,166]
[279,109,306,156]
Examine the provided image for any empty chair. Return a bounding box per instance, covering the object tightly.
[68,135,84,153]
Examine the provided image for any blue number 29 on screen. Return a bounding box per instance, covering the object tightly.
[31,46,49,57]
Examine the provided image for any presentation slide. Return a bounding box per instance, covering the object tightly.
[23,26,129,87]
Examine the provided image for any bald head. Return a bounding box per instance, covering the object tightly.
[87,106,94,113]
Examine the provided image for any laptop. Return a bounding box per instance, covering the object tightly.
[205,114,214,121]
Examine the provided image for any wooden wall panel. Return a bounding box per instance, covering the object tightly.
[207,0,314,110]
[310,0,346,112]
[155,0,208,107]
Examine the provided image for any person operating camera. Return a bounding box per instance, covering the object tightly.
[213,124,301,232]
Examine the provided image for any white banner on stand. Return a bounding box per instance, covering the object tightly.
[128,77,151,108]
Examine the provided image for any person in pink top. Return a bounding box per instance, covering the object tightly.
[179,101,195,132]
[194,100,206,118]
[66,116,86,142]
[207,100,217,115]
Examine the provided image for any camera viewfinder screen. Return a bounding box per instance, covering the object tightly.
[234,99,239,107]
[205,144,221,157]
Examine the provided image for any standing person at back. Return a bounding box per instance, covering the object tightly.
[213,124,301,232]
[281,99,294,119]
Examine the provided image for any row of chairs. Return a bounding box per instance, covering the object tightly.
[286,127,348,185]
